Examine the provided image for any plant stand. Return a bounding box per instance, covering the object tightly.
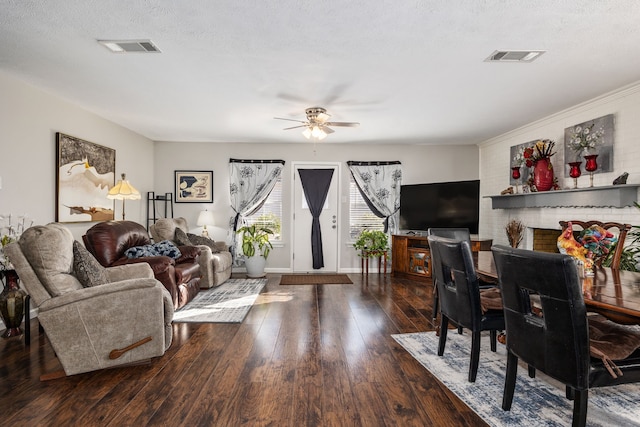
[361,250,388,275]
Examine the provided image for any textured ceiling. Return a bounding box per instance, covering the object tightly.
[2,1,640,145]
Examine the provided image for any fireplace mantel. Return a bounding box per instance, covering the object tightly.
[486,184,640,209]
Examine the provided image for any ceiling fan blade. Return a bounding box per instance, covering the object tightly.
[320,125,335,134]
[283,125,308,130]
[316,112,331,123]
[274,117,307,124]
[325,121,359,127]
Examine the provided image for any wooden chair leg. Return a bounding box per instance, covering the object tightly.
[566,385,575,400]
[528,365,536,378]
[469,330,481,382]
[502,352,518,411]
[490,330,497,352]
[24,295,31,346]
[572,389,588,427]
[432,287,439,321]
[438,316,449,356]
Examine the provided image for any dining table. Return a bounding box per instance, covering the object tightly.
[476,251,640,325]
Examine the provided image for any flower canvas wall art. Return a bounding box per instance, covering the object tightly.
[563,114,614,177]
[509,140,537,186]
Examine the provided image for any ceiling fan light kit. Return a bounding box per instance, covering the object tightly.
[275,107,359,141]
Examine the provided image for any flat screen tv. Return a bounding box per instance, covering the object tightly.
[399,180,480,234]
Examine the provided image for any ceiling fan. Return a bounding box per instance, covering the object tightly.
[275,107,359,140]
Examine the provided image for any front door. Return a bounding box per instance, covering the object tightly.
[292,162,340,272]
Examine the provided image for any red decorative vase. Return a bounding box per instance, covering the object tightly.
[511,166,521,180]
[533,158,554,191]
[584,154,598,173]
[568,161,582,189]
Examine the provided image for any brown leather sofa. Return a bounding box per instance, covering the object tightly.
[83,220,201,309]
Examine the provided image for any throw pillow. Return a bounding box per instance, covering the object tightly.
[589,316,640,378]
[175,245,200,263]
[187,233,220,253]
[73,241,110,287]
[124,240,183,259]
[174,227,192,246]
[154,240,182,259]
[124,243,159,259]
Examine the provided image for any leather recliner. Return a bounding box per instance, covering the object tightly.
[83,220,201,309]
[149,217,232,288]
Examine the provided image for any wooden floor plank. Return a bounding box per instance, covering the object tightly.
[0,273,486,426]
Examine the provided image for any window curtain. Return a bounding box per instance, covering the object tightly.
[347,161,402,234]
[229,158,285,262]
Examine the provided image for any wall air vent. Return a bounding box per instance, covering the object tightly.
[98,39,161,53]
[484,50,545,63]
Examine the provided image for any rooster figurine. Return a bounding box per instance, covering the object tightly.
[557,222,593,270]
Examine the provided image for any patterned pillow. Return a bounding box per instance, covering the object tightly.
[187,233,220,253]
[124,243,158,259]
[154,240,182,258]
[73,241,110,287]
[124,240,183,259]
[174,227,192,246]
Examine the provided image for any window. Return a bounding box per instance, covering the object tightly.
[349,178,384,239]
[244,177,282,241]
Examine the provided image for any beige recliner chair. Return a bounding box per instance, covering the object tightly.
[5,223,174,378]
[150,217,232,288]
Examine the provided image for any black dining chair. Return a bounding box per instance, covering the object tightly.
[427,228,471,323]
[427,235,505,382]
[492,245,640,427]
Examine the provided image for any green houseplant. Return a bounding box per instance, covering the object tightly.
[353,230,390,258]
[614,201,640,272]
[237,224,274,278]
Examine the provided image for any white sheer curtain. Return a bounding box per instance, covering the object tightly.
[347,161,402,235]
[229,158,285,262]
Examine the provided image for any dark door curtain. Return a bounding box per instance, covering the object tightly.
[298,168,334,269]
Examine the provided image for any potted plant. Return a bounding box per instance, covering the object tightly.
[353,230,390,258]
[237,224,274,278]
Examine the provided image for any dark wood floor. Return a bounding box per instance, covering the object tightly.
[0,273,487,426]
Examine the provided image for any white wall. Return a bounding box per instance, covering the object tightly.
[154,141,479,272]
[479,81,640,249]
[0,72,155,240]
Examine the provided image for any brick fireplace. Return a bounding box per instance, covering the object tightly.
[531,228,561,253]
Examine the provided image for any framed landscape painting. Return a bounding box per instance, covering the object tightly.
[175,170,213,203]
[56,133,115,223]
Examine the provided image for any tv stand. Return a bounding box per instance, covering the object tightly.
[391,234,492,282]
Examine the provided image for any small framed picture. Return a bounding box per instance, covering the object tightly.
[175,170,213,203]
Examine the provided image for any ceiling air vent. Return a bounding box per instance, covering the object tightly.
[485,50,545,63]
[97,39,161,53]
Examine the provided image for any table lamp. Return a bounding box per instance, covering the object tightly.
[107,173,141,220]
[197,210,215,237]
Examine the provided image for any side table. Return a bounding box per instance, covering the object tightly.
[361,250,388,275]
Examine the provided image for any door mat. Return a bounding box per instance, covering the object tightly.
[279,274,353,285]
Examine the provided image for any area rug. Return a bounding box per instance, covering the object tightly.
[392,331,640,427]
[173,278,267,323]
[279,274,353,285]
